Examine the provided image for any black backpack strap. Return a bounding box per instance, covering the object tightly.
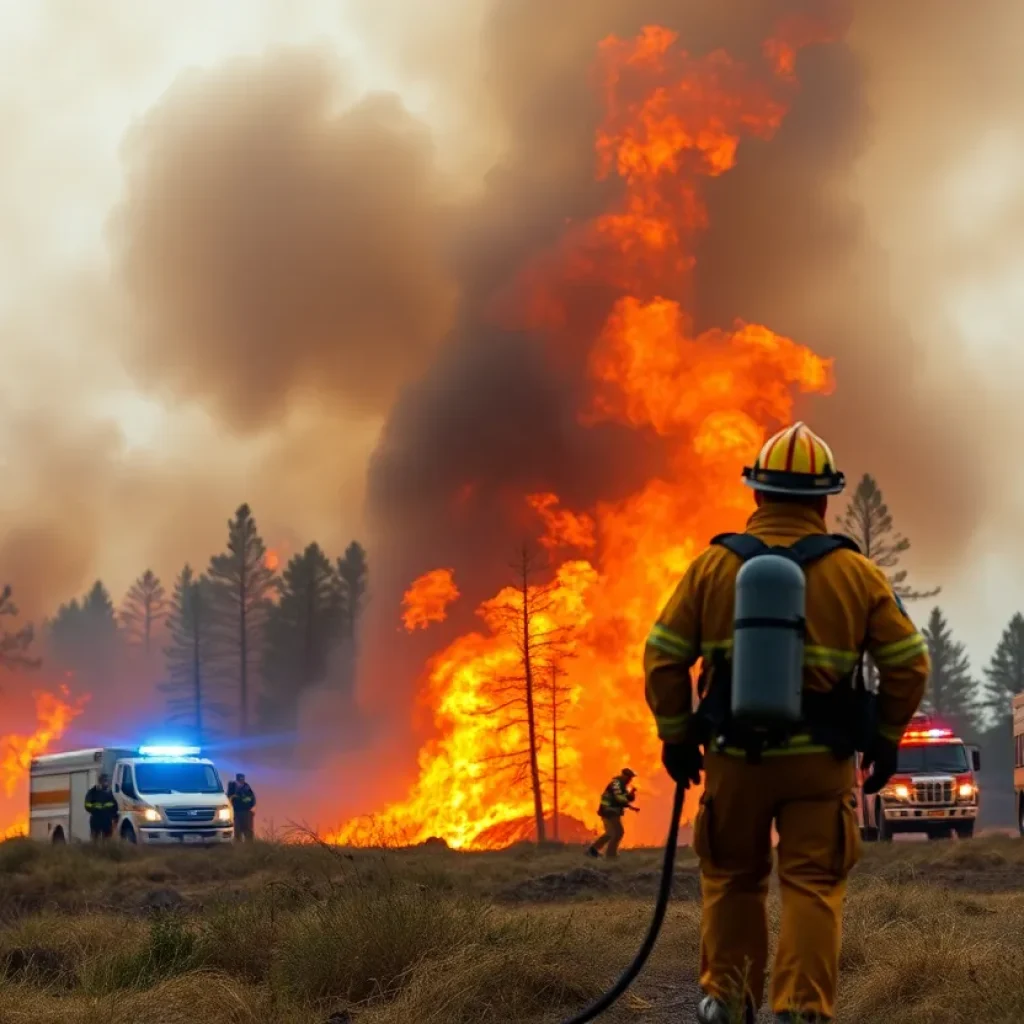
[782,533,860,568]
[710,533,771,562]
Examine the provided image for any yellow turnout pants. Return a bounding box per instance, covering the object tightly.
[693,751,861,1020]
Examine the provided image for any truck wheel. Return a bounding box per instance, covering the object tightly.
[861,825,879,843]
[1019,797,1024,838]
[955,822,975,840]
[121,822,137,845]
[51,827,66,845]
[876,802,893,842]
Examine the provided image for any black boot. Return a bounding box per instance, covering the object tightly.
[774,1015,831,1023]
[585,846,601,858]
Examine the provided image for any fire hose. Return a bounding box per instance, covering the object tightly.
[558,781,685,1024]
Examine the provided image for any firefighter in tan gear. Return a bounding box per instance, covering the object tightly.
[586,768,637,859]
[644,423,929,1024]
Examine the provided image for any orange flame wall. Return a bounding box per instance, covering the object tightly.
[338,17,841,849]
[0,685,88,837]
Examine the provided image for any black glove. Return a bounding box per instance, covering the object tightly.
[662,741,703,788]
[861,736,899,795]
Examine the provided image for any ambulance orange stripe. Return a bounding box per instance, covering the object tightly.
[30,789,70,807]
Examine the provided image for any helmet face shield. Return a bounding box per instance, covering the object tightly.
[743,422,844,496]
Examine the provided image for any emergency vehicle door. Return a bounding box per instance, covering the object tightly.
[970,747,981,771]
[70,771,91,842]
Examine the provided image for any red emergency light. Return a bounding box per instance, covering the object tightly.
[902,726,954,743]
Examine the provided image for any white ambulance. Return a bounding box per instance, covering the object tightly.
[29,745,234,846]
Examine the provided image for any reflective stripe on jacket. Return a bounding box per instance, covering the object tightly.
[599,776,633,816]
[644,503,930,750]
[84,787,118,816]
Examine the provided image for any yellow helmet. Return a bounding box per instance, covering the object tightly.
[742,422,845,496]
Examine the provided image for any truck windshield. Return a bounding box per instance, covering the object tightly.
[134,762,222,795]
[897,743,969,774]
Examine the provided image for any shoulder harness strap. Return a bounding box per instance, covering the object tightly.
[783,532,861,567]
[710,532,771,562]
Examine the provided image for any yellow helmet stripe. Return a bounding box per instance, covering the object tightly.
[758,422,834,475]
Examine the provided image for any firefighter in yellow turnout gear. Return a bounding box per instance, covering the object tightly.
[587,768,637,859]
[644,423,930,1024]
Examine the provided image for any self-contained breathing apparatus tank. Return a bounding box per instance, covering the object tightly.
[731,552,807,725]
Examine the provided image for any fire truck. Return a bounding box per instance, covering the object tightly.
[1013,694,1024,836]
[858,714,981,841]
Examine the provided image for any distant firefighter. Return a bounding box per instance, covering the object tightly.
[226,773,256,842]
[84,773,119,841]
[586,768,638,859]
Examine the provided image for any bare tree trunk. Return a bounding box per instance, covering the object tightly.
[520,553,545,844]
[551,663,559,842]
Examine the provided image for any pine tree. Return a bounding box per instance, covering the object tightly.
[207,504,276,737]
[836,474,938,601]
[261,543,340,733]
[120,570,167,654]
[0,585,39,672]
[336,541,368,646]
[334,540,368,694]
[921,607,980,735]
[48,581,121,679]
[983,612,1024,720]
[160,566,226,743]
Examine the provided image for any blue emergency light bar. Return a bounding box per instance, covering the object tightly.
[138,745,201,758]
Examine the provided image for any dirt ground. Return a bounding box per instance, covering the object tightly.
[1,835,1023,1023]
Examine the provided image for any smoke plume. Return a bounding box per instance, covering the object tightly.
[113,47,456,432]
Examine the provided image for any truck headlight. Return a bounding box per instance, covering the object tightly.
[958,782,975,799]
[882,783,910,800]
[143,808,161,822]
[217,806,232,822]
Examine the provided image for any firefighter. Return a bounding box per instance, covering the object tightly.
[84,773,119,842]
[227,772,256,842]
[586,768,638,859]
[644,422,929,1024]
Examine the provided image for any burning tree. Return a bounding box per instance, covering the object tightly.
[546,661,576,841]
[160,566,225,744]
[476,545,575,844]
[836,474,938,601]
[120,569,167,655]
[207,504,277,737]
[0,585,38,673]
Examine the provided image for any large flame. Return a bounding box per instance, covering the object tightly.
[0,685,88,837]
[337,17,842,849]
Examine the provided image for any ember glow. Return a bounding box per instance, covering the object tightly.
[401,569,461,632]
[336,17,841,850]
[0,685,88,836]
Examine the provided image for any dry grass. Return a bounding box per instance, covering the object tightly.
[0,837,1022,1022]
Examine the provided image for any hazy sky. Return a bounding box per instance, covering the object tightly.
[2,0,1024,681]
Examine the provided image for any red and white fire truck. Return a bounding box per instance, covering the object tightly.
[858,713,981,841]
